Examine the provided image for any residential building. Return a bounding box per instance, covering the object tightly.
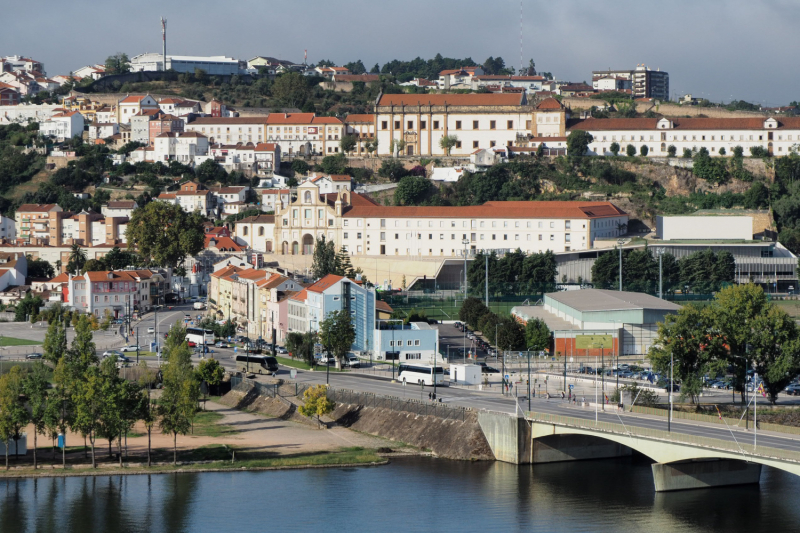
[150,131,209,164]
[0,83,19,106]
[39,111,84,141]
[308,174,352,194]
[258,273,304,346]
[185,116,268,145]
[592,65,668,100]
[472,75,547,92]
[273,181,627,257]
[117,94,158,124]
[592,76,632,92]
[373,322,439,364]
[15,204,62,244]
[247,56,295,71]
[0,103,62,125]
[102,200,138,219]
[343,114,376,155]
[558,83,594,97]
[234,215,276,252]
[66,269,169,316]
[438,67,484,89]
[130,108,163,144]
[148,113,184,144]
[157,181,214,216]
[265,113,344,156]
[0,216,16,241]
[95,106,117,124]
[257,188,291,213]
[320,74,380,92]
[254,142,280,174]
[1,56,45,76]
[314,66,350,78]
[73,64,106,80]
[374,93,530,156]
[87,122,119,141]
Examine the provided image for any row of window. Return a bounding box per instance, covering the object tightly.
[388,340,422,347]
[349,219,578,229]
[598,133,785,143]
[343,232,573,242]
[381,119,530,131]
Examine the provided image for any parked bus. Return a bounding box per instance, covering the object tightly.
[398,364,445,386]
[236,355,279,374]
[186,327,215,345]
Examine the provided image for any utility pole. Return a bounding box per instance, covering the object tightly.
[656,248,665,299]
[136,327,140,365]
[484,253,488,309]
[617,239,625,291]
[462,239,469,302]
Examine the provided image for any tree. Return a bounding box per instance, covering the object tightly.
[158,325,200,465]
[439,135,459,156]
[27,257,54,278]
[15,292,43,322]
[104,52,131,75]
[196,358,224,398]
[748,306,800,403]
[682,148,693,158]
[458,297,489,329]
[339,135,357,154]
[196,159,228,184]
[272,72,310,108]
[333,246,354,278]
[291,159,310,176]
[626,144,636,157]
[298,384,335,427]
[567,130,593,157]
[286,331,316,366]
[319,309,356,366]
[22,362,50,469]
[126,200,205,268]
[46,359,74,468]
[609,142,620,156]
[311,235,337,280]
[320,153,348,175]
[71,365,105,468]
[496,315,526,351]
[639,145,649,157]
[0,367,29,469]
[66,243,86,274]
[377,159,408,182]
[525,318,550,353]
[394,175,432,205]
[719,147,727,156]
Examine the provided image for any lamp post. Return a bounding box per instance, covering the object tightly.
[655,248,665,299]
[734,354,749,430]
[617,238,626,291]
[526,346,534,412]
[668,350,673,432]
[462,239,469,300]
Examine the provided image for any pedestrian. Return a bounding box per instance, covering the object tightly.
[561,391,565,401]
[428,392,432,400]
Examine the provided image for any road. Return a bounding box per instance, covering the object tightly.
[136,306,800,457]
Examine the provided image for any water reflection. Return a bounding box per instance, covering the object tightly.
[0,457,798,532]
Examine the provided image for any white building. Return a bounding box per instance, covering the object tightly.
[258,188,291,213]
[129,53,246,76]
[254,142,280,174]
[39,111,84,141]
[234,215,276,252]
[656,214,754,241]
[157,181,214,217]
[118,94,158,124]
[438,67,484,89]
[152,131,209,164]
[186,116,268,145]
[472,75,547,92]
[102,200,138,219]
[0,103,63,125]
[571,116,800,157]
[307,174,352,194]
[87,122,119,141]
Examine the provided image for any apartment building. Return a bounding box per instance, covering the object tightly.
[591,65,668,100]
[343,114,376,155]
[66,269,169,316]
[15,204,62,243]
[156,181,214,217]
[234,214,276,252]
[39,111,84,141]
[185,116,268,145]
[264,113,344,156]
[117,94,158,124]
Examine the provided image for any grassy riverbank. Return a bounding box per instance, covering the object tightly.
[0,446,386,478]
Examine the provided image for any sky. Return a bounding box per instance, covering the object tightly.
[4,0,798,106]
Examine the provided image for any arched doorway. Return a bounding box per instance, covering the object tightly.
[281,241,289,255]
[768,142,774,155]
[265,240,273,252]
[292,241,299,255]
[302,234,314,255]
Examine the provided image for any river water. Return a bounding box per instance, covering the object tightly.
[1,456,798,532]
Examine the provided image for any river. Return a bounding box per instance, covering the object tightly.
[1,456,798,532]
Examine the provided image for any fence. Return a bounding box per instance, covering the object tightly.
[229,374,278,398]
[629,405,800,437]
[327,387,471,422]
[526,410,800,464]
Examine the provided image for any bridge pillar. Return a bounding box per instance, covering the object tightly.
[652,460,762,492]
[532,434,632,464]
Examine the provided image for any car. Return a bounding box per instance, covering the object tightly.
[25,353,43,360]
[120,345,140,352]
[147,327,155,334]
[275,346,288,355]
[215,341,230,348]
[344,355,361,368]
[316,356,335,366]
[194,346,214,355]
[784,384,800,396]
[184,314,192,320]
[664,383,680,392]
[103,350,123,358]
[187,341,197,348]
[476,363,500,373]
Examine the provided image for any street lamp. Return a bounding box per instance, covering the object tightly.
[655,248,665,299]
[462,239,470,300]
[617,238,626,291]
[734,354,749,430]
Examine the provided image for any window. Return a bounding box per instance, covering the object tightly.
[357,232,362,239]
[565,221,571,229]
[455,141,462,148]
[394,121,400,129]
[414,340,420,346]
[344,232,349,239]
[490,120,496,130]
[455,121,461,130]
[243,227,248,235]
[473,141,479,148]
[550,235,554,241]
[550,222,555,228]
[407,340,412,346]
[565,234,571,242]
[433,120,440,129]
[473,120,479,129]
[259,227,264,236]
[490,141,496,147]
[420,121,427,129]
[507,120,513,129]
[407,120,413,129]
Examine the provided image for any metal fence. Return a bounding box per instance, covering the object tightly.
[327,387,471,422]
[526,410,800,464]
[229,374,278,398]
[629,405,800,437]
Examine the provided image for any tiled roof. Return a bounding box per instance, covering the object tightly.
[474,75,545,81]
[377,94,524,107]
[266,113,315,125]
[120,95,153,104]
[289,288,308,302]
[236,214,275,224]
[190,116,268,125]
[17,204,58,212]
[376,300,393,314]
[566,117,800,132]
[258,273,289,289]
[536,97,563,110]
[211,265,242,279]
[205,235,244,251]
[343,200,626,220]
[254,142,278,151]
[344,114,375,123]
[306,274,344,293]
[311,116,342,124]
[236,268,267,281]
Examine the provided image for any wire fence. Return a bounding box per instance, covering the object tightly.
[326,387,471,422]
[526,410,800,464]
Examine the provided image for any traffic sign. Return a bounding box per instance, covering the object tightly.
[504,375,510,380]
[290,369,297,379]
[569,384,574,389]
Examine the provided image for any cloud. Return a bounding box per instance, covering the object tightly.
[7,0,797,105]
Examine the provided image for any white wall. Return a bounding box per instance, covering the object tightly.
[658,216,752,241]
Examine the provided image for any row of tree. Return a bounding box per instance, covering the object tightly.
[592,247,736,294]
[466,250,558,295]
[0,309,223,469]
[285,309,356,367]
[651,284,800,404]
[458,298,550,353]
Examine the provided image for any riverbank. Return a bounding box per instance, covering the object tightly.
[0,447,388,479]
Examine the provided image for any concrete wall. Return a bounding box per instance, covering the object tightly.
[657,215,752,240]
[652,459,762,492]
[532,434,632,463]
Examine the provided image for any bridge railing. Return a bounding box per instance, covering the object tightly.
[526,410,800,464]
[629,405,800,437]
[328,387,471,422]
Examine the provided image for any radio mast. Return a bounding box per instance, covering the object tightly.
[161,17,167,71]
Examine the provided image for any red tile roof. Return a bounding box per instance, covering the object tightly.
[344,114,375,123]
[190,117,268,125]
[311,116,343,124]
[536,97,563,110]
[254,142,278,151]
[205,235,245,251]
[566,117,800,132]
[377,94,524,107]
[266,113,315,125]
[306,274,344,293]
[343,200,626,220]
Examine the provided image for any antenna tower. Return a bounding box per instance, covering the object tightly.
[161,17,167,72]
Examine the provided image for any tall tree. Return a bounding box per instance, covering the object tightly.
[748,306,800,403]
[42,316,68,364]
[319,309,356,366]
[272,72,310,108]
[0,367,29,469]
[125,200,205,268]
[66,243,87,273]
[525,318,551,353]
[311,236,337,279]
[104,52,131,75]
[158,325,200,464]
[22,362,50,469]
[567,130,593,157]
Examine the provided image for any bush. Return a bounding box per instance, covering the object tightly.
[667,145,677,157]
[625,144,636,157]
[639,145,649,157]
[609,142,620,156]
[682,148,693,158]
[750,146,770,158]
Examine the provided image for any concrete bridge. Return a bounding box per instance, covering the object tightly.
[477,409,800,491]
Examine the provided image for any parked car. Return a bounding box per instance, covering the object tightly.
[215,341,230,348]
[120,345,140,352]
[784,384,800,396]
[103,350,123,359]
[344,355,361,368]
[275,346,288,355]
[25,353,43,360]
[477,363,500,373]
[187,341,197,348]
[147,327,155,334]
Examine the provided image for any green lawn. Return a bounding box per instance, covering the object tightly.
[775,301,800,318]
[191,411,239,438]
[275,356,345,372]
[0,336,42,346]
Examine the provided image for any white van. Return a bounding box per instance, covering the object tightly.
[193,301,205,310]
